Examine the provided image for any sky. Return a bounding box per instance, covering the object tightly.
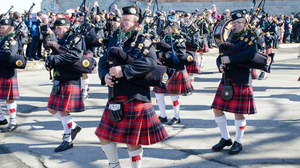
[1,0,42,14]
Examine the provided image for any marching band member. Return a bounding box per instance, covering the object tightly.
[211,12,257,155]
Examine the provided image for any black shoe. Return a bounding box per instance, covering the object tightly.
[182,92,193,96]
[54,140,73,152]
[82,94,89,100]
[228,141,242,155]
[71,124,82,140]
[212,138,233,152]
[158,116,168,123]
[0,119,8,125]
[1,124,18,132]
[87,87,90,92]
[168,118,181,125]
[258,72,268,80]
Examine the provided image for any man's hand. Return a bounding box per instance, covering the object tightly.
[105,73,114,87]
[221,56,231,64]
[109,66,123,78]
[219,64,226,73]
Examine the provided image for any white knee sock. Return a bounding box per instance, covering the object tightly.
[189,75,194,85]
[214,115,230,140]
[155,93,166,118]
[128,147,143,168]
[101,142,120,168]
[61,115,73,142]
[235,119,246,143]
[81,78,89,96]
[53,111,61,120]
[171,95,180,119]
[6,102,17,125]
[199,55,204,68]
[0,105,6,121]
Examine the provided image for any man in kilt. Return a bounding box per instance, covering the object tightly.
[45,18,84,152]
[0,19,19,132]
[95,5,169,168]
[154,23,194,125]
[211,12,257,155]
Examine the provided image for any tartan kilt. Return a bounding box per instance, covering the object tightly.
[153,69,194,94]
[185,50,201,74]
[199,42,209,53]
[211,79,257,114]
[251,69,258,79]
[95,96,169,145]
[0,77,20,100]
[265,46,273,54]
[48,83,85,112]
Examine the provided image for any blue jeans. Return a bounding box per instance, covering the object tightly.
[29,36,40,59]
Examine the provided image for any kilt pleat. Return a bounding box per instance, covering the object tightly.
[47,83,85,112]
[0,77,20,100]
[95,96,169,145]
[153,70,193,94]
[211,79,257,114]
[185,50,201,74]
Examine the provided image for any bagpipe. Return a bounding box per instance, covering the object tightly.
[106,2,176,89]
[0,4,35,70]
[219,19,277,73]
[46,0,96,76]
[0,5,14,20]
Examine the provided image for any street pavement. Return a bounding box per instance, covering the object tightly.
[0,44,300,168]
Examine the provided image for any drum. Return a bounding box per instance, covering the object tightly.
[213,19,233,47]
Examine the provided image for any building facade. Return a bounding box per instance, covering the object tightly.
[41,0,300,16]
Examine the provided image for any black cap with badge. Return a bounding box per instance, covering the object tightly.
[112,16,121,22]
[54,18,71,27]
[0,19,14,26]
[122,5,142,22]
[231,12,246,21]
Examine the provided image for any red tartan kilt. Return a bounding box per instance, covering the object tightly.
[211,79,257,114]
[48,83,85,112]
[0,77,20,100]
[265,46,273,54]
[95,96,169,145]
[199,42,209,53]
[185,50,201,74]
[153,70,193,94]
[251,69,258,79]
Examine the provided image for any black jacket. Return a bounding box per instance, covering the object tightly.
[0,33,18,79]
[51,32,83,83]
[217,38,257,84]
[98,31,157,102]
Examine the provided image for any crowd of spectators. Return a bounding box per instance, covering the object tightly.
[1,2,300,60]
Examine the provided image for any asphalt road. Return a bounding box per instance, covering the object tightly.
[0,43,299,168]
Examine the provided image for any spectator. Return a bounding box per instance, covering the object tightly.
[283,16,292,43]
[40,14,56,54]
[221,9,231,21]
[28,12,42,60]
